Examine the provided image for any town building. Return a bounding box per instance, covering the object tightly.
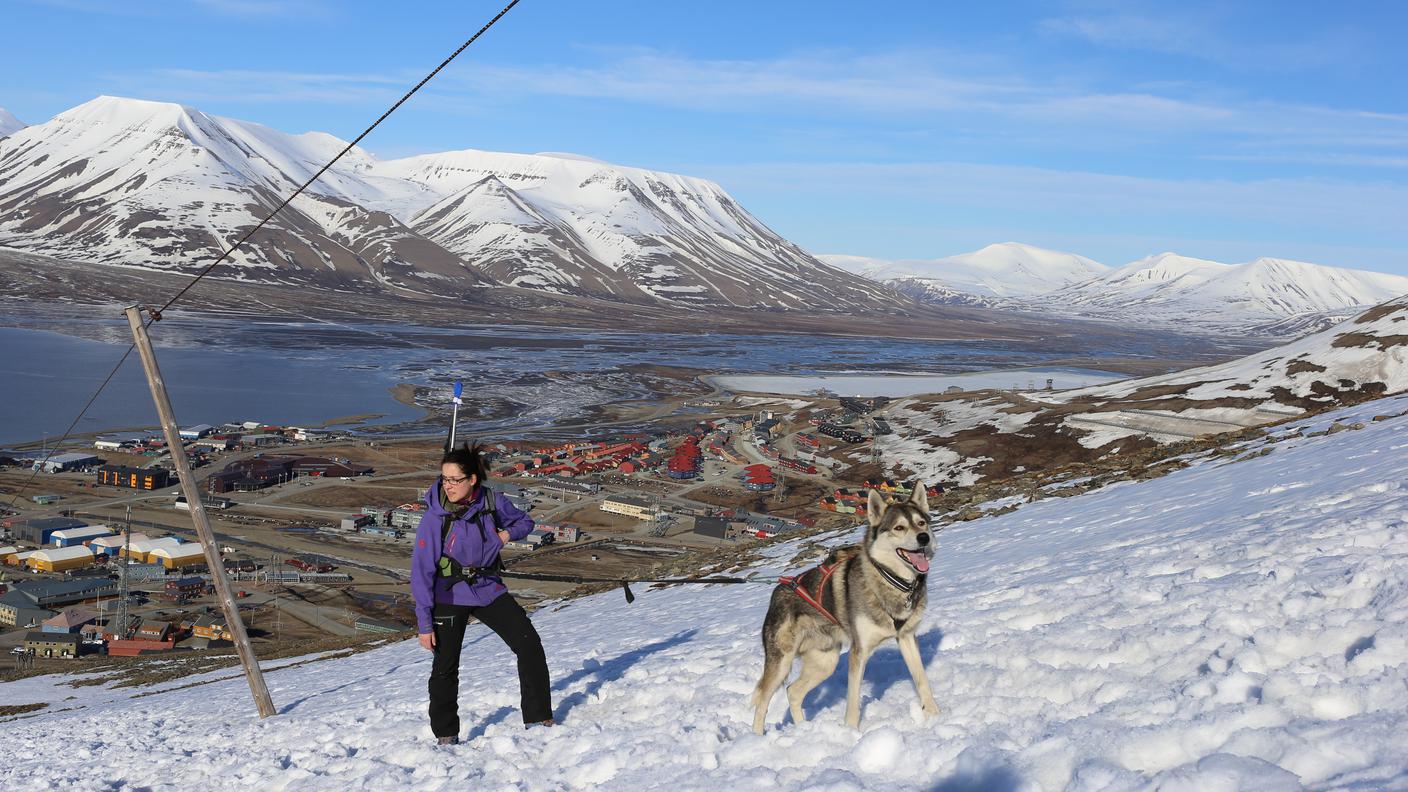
[191,614,232,641]
[194,437,235,451]
[0,590,54,628]
[98,464,173,490]
[41,608,98,634]
[599,495,657,521]
[164,577,208,600]
[541,476,600,494]
[547,524,581,543]
[106,638,176,656]
[24,632,81,659]
[389,506,425,530]
[116,562,169,582]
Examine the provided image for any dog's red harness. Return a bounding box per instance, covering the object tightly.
[779,560,842,627]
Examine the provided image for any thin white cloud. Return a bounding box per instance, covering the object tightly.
[706,160,1408,236]
[98,48,1407,169]
[100,68,408,106]
[25,0,328,18]
[1038,5,1364,72]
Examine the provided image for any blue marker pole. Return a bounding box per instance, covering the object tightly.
[446,380,464,453]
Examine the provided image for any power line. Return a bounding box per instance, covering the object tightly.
[158,0,523,316]
[6,1,523,508]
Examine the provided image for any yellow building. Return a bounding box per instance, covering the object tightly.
[148,545,206,569]
[121,537,182,563]
[598,495,657,520]
[28,546,96,573]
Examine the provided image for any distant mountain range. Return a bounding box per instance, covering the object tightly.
[4,97,1404,333]
[0,107,25,138]
[0,96,904,312]
[823,243,1408,336]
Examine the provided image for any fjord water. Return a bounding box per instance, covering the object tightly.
[0,315,1250,446]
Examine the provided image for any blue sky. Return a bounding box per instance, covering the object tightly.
[4,0,1407,274]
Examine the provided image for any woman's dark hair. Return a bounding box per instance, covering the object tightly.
[441,442,490,482]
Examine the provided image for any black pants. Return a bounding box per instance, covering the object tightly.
[429,594,553,737]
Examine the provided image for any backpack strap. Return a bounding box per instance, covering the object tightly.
[437,487,505,586]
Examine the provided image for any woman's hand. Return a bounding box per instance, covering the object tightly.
[419,632,436,651]
[497,529,510,544]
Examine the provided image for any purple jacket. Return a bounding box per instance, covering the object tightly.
[410,482,534,633]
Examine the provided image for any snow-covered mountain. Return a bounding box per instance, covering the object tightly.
[828,244,1408,336]
[4,392,1407,789]
[378,148,903,308]
[1031,253,1408,334]
[0,107,24,138]
[0,96,903,310]
[823,242,1110,304]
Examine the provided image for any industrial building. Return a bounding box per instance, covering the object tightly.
[122,537,183,562]
[178,424,215,440]
[90,532,148,556]
[341,514,376,532]
[354,616,407,634]
[28,546,96,573]
[7,516,87,545]
[0,579,119,624]
[51,525,114,547]
[148,544,207,569]
[34,452,102,473]
[691,516,732,539]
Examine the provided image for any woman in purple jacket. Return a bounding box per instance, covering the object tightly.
[411,443,554,744]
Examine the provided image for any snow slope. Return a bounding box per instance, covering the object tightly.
[4,395,1408,790]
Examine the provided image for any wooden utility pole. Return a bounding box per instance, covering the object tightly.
[123,306,276,719]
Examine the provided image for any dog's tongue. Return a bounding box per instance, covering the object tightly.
[901,549,930,574]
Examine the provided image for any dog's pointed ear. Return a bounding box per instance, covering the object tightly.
[866,488,886,529]
[908,481,929,519]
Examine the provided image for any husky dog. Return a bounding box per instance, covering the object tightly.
[751,485,939,733]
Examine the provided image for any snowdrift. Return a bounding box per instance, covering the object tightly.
[3,394,1408,790]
